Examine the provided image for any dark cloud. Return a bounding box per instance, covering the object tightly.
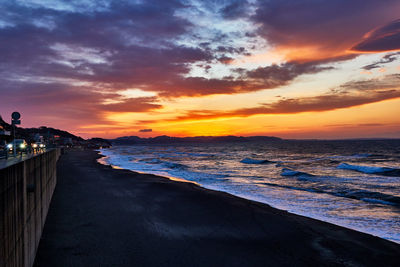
[357,123,385,127]
[362,52,400,70]
[244,61,333,82]
[339,74,400,91]
[154,60,334,97]
[353,19,400,52]
[0,0,365,108]
[220,0,250,19]
[139,129,152,133]
[0,7,211,87]
[217,56,234,64]
[0,0,267,103]
[252,0,400,60]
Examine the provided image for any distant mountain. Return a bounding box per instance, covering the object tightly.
[87,138,112,147]
[23,126,84,141]
[111,135,282,145]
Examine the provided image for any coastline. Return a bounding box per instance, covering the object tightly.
[97,148,400,244]
[98,153,200,186]
[35,149,400,266]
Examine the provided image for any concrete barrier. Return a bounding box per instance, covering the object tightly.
[0,149,60,267]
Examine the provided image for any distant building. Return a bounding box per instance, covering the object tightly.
[0,125,11,147]
[0,125,11,138]
[62,138,73,146]
[33,133,44,143]
[0,125,8,135]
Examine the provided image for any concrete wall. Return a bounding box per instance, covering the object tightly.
[0,149,60,267]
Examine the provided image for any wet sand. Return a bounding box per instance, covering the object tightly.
[34,149,400,266]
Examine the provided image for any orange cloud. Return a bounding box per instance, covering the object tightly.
[161,75,400,122]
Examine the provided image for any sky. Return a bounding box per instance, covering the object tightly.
[0,0,399,139]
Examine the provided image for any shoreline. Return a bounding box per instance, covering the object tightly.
[96,149,400,244]
[97,153,201,185]
[35,149,400,266]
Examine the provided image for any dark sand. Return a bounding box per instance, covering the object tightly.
[34,149,400,266]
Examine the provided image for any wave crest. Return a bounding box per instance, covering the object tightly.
[337,163,400,176]
[281,168,314,177]
[240,158,273,164]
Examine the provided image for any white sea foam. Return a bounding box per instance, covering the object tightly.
[337,163,396,174]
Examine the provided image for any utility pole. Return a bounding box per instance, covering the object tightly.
[11,112,21,157]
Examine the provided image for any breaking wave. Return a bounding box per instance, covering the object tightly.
[337,163,400,176]
[262,182,400,206]
[280,168,314,177]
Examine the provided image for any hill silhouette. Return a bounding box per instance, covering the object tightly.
[0,116,83,142]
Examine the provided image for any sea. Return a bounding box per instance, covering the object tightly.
[98,139,400,243]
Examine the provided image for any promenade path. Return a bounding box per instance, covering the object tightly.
[0,152,36,169]
[34,150,400,266]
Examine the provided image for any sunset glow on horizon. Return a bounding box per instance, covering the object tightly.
[0,0,399,139]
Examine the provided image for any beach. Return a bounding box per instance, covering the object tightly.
[34,149,400,266]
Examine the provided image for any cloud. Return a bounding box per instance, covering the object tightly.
[154,60,334,97]
[0,81,163,129]
[362,52,400,70]
[164,74,400,121]
[0,0,380,106]
[339,74,400,91]
[99,97,162,113]
[139,129,152,132]
[219,0,251,19]
[0,0,276,102]
[352,19,400,52]
[0,1,207,78]
[252,0,400,61]
[357,123,386,127]
[0,0,204,127]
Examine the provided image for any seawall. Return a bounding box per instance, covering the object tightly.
[0,149,60,267]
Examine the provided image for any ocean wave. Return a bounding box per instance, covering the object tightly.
[138,158,163,164]
[137,158,190,170]
[334,190,400,206]
[359,198,395,205]
[240,158,274,164]
[337,163,400,176]
[162,161,189,170]
[261,182,400,206]
[351,153,372,158]
[280,168,314,177]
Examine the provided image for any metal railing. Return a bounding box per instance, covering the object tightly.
[0,146,49,160]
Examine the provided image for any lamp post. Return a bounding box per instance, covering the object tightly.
[11,112,21,157]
